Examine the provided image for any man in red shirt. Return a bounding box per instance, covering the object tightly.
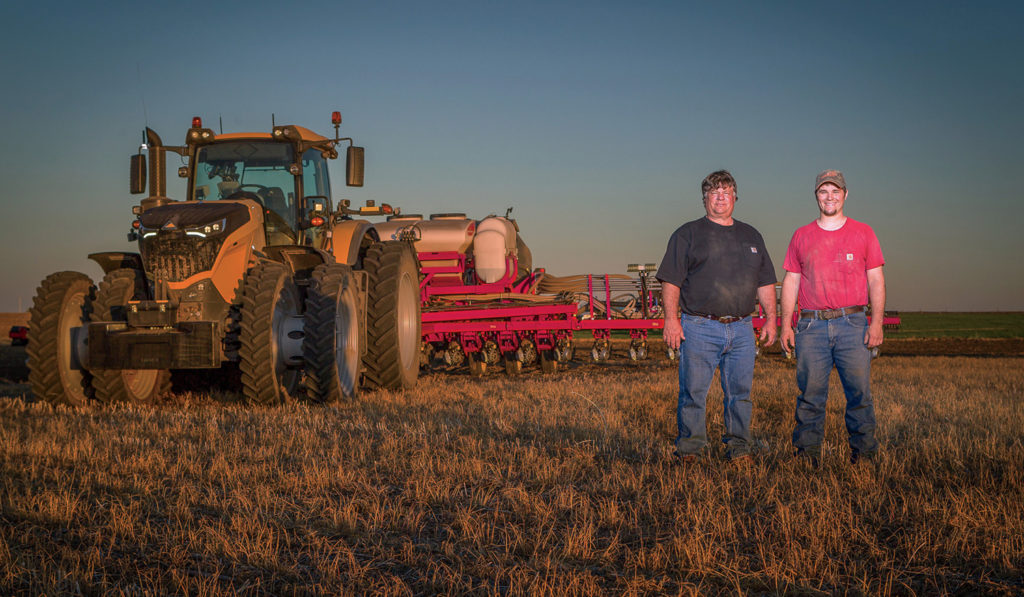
[779,170,885,465]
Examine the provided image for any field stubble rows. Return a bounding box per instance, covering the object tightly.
[1,350,1023,594]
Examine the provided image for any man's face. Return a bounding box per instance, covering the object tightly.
[815,183,846,217]
[703,185,736,220]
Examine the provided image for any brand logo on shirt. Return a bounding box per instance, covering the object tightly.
[750,247,758,253]
[846,253,854,261]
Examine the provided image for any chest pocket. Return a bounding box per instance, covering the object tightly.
[741,243,762,270]
[837,250,863,274]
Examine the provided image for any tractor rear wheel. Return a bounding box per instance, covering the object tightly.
[361,242,420,390]
[91,269,171,404]
[239,261,304,405]
[27,271,95,406]
[304,263,360,403]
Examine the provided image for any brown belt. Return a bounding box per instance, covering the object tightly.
[800,305,865,320]
[690,313,745,323]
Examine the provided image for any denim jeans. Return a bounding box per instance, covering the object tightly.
[676,314,756,459]
[792,311,878,458]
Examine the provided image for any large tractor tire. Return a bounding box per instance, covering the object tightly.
[238,261,304,405]
[91,269,171,404]
[361,242,420,390]
[27,272,95,406]
[303,263,360,403]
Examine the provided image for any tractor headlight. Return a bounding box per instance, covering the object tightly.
[184,218,227,238]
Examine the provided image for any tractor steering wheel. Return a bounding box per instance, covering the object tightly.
[224,189,264,204]
[225,184,270,203]
[237,184,269,195]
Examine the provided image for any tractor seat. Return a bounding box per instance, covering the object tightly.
[263,186,288,215]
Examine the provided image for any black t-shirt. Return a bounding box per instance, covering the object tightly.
[656,217,777,318]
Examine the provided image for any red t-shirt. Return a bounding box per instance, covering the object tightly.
[783,218,884,310]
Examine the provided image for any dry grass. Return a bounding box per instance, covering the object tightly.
[1,355,1022,595]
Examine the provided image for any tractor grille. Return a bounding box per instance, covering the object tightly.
[141,234,225,282]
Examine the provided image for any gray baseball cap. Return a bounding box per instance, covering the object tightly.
[815,169,846,191]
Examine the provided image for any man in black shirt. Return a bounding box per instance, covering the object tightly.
[656,170,777,464]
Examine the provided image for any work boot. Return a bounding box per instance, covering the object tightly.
[795,449,820,470]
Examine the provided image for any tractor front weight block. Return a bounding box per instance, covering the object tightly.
[87,321,220,370]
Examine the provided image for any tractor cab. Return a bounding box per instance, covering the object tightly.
[183,117,362,249]
[190,139,326,246]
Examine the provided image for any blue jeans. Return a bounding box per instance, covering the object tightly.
[792,311,878,458]
[676,314,756,459]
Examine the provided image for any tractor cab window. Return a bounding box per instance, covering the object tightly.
[194,141,299,245]
[301,149,333,247]
[301,149,332,199]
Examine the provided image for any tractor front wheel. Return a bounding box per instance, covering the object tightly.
[239,261,304,405]
[27,272,95,406]
[304,263,361,403]
[91,269,171,404]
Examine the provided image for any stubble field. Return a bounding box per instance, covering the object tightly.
[1,327,1022,595]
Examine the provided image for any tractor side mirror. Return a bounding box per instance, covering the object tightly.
[346,146,364,187]
[130,154,147,194]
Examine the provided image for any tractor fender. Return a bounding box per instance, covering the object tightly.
[88,252,144,275]
[262,245,334,276]
[330,220,378,267]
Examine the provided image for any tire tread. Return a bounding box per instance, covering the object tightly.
[27,272,95,406]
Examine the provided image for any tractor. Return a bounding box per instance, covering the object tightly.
[27,112,420,406]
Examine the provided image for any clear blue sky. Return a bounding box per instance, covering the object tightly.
[1,1,1021,311]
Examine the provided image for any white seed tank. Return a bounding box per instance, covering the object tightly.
[372,213,531,283]
[473,216,518,283]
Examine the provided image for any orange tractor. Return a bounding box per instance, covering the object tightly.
[28,112,420,406]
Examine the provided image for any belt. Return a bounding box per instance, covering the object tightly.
[800,305,865,320]
[690,313,745,323]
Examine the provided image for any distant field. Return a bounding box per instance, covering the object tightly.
[605,311,1024,341]
[0,312,28,335]
[887,311,1024,339]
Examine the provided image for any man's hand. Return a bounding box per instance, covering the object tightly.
[780,326,795,354]
[755,283,778,348]
[664,318,684,349]
[865,266,886,349]
[865,323,883,348]
[661,282,684,349]
[779,273,800,356]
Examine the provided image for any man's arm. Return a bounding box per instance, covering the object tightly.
[779,271,800,354]
[865,266,885,347]
[756,284,777,346]
[662,282,683,349]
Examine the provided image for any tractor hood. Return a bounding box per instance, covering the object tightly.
[138,201,255,284]
[140,201,252,233]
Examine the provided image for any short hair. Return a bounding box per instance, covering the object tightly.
[701,170,737,199]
